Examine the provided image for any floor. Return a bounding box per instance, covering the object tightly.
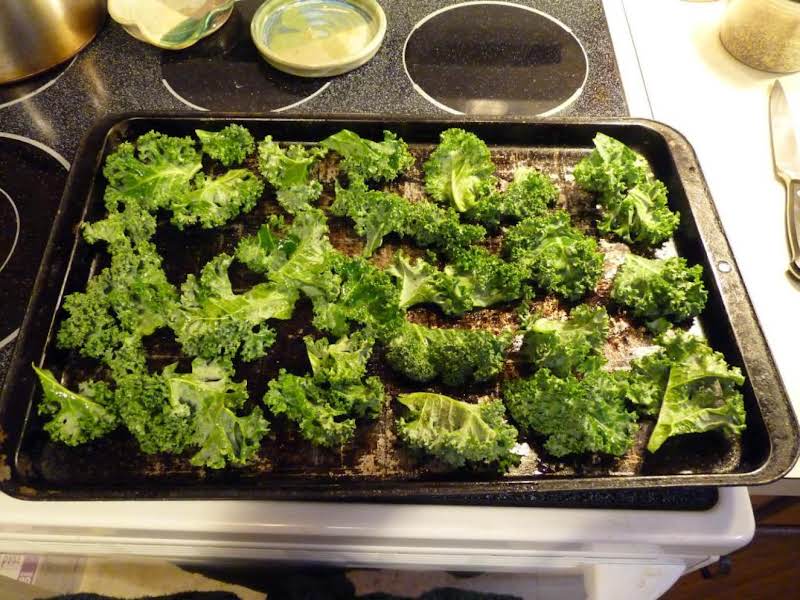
[663,495,800,600]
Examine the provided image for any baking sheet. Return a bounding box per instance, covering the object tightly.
[0,115,795,500]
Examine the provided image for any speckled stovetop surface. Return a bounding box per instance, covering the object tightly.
[0,1,719,509]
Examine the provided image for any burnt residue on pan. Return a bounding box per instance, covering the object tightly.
[23,141,744,489]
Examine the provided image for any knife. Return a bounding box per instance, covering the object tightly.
[769,80,800,281]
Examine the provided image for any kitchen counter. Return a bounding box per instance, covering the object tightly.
[621,0,800,484]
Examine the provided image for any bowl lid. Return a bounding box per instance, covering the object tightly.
[251,0,387,78]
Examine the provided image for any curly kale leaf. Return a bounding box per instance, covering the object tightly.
[623,330,747,452]
[163,359,268,468]
[264,332,385,448]
[387,252,473,316]
[57,240,177,377]
[331,180,486,258]
[386,323,513,386]
[34,366,118,446]
[331,181,410,256]
[172,253,298,361]
[264,373,356,447]
[321,129,414,183]
[504,211,604,300]
[447,247,525,308]
[261,209,335,293]
[611,254,707,326]
[397,393,520,472]
[388,249,524,316]
[170,170,264,230]
[257,136,324,214]
[196,124,255,166]
[103,131,201,211]
[235,209,339,304]
[404,200,486,259]
[503,369,637,457]
[573,133,651,195]
[114,371,193,454]
[625,349,672,417]
[598,180,679,247]
[574,134,678,248]
[520,304,609,377]
[82,201,157,249]
[116,359,268,468]
[467,167,558,228]
[424,128,496,212]
[310,254,404,340]
[276,181,323,215]
[258,135,322,188]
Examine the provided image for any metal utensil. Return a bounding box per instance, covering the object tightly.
[0,0,106,85]
[769,80,800,280]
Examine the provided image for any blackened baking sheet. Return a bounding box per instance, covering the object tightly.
[0,115,795,501]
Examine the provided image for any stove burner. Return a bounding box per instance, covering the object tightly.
[161,0,329,112]
[0,134,68,350]
[403,2,588,116]
[0,188,20,273]
[0,57,76,111]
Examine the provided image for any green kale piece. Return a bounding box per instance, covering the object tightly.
[331,181,410,256]
[573,132,651,195]
[57,240,177,377]
[276,181,323,215]
[424,128,496,213]
[310,254,404,340]
[331,181,486,258]
[172,253,298,361]
[397,393,520,472]
[467,167,559,228]
[258,135,321,188]
[520,304,609,377]
[503,369,637,457]
[234,215,285,274]
[170,170,264,230]
[574,134,679,248]
[402,200,487,259]
[163,359,268,468]
[624,330,746,452]
[386,322,513,387]
[264,373,356,447]
[447,247,525,308]
[387,252,472,316]
[195,124,255,166]
[625,349,672,417]
[33,366,118,446]
[598,180,679,247]
[503,211,604,300]
[321,129,414,183]
[611,254,707,326]
[82,200,157,249]
[257,136,324,214]
[235,209,339,301]
[114,371,192,454]
[116,359,268,468]
[264,332,385,448]
[103,131,201,211]
[387,249,524,316]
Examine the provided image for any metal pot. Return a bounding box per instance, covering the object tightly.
[0,0,107,84]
